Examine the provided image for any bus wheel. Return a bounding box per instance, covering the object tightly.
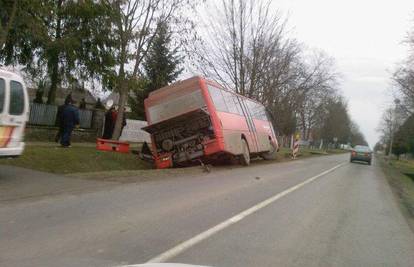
[261,141,278,160]
[240,139,250,166]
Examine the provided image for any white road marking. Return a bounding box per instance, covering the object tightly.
[136,162,347,264]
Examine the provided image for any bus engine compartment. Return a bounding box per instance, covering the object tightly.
[143,108,215,166]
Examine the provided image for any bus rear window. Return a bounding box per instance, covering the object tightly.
[9,81,25,115]
[0,78,4,112]
[148,89,205,123]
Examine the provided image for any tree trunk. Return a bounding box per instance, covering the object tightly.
[47,56,59,104]
[46,0,62,105]
[112,86,128,140]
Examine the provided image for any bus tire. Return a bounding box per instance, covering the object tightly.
[261,140,278,160]
[240,139,250,166]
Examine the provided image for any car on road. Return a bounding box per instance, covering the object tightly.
[350,145,372,165]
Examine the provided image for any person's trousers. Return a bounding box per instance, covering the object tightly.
[60,126,74,147]
[55,126,64,143]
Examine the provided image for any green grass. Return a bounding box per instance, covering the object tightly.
[391,159,414,178]
[380,156,414,224]
[0,144,150,174]
[0,144,347,176]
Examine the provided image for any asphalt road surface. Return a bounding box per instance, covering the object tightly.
[1,154,414,267]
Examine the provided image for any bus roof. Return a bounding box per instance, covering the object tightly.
[148,76,203,98]
[147,75,266,108]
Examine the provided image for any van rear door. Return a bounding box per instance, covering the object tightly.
[0,77,29,150]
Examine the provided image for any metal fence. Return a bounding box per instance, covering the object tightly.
[29,103,93,128]
[29,103,58,126]
[79,109,93,128]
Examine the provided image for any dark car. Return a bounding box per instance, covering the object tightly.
[350,145,372,165]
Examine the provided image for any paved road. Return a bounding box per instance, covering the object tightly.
[1,154,414,267]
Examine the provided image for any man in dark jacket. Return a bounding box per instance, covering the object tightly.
[55,96,71,143]
[60,97,80,147]
[102,106,116,139]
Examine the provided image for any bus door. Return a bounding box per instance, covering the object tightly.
[238,97,259,153]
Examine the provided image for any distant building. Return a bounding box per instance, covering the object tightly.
[28,87,97,109]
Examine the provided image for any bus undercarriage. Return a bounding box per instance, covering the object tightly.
[142,108,216,168]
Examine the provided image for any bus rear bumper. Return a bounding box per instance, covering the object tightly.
[154,139,223,169]
[154,153,173,169]
[203,138,223,155]
[0,142,25,157]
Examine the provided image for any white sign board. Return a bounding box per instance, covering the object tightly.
[119,119,151,143]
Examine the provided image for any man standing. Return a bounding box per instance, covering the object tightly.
[60,97,80,147]
[102,106,116,139]
[55,94,72,143]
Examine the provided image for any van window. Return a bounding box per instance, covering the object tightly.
[0,78,4,112]
[9,81,25,115]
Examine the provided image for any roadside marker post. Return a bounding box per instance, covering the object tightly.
[292,134,300,159]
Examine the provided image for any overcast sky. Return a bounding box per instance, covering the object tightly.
[275,0,414,146]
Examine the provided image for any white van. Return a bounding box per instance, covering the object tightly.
[0,69,29,157]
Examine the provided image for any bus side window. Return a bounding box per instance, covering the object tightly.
[9,81,25,115]
[222,91,242,115]
[208,85,228,112]
[246,100,258,119]
[0,78,4,113]
[232,94,244,115]
[258,105,268,121]
[246,100,267,121]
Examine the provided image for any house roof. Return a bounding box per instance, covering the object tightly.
[28,87,96,105]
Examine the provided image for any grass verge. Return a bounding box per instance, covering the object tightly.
[379,156,414,230]
[0,144,346,177]
[0,144,151,174]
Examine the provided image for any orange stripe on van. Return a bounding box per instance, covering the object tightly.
[0,126,14,148]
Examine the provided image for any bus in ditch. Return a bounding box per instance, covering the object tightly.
[143,76,279,169]
[0,69,29,157]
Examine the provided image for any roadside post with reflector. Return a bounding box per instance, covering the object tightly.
[292,133,300,159]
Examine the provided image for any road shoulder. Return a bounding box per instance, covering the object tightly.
[379,156,414,232]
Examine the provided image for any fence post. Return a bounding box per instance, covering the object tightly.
[92,109,105,137]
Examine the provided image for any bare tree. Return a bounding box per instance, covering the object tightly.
[104,0,194,139]
[191,0,350,145]
[393,66,414,115]
[192,0,288,95]
[392,22,414,115]
[295,51,339,140]
[377,104,405,151]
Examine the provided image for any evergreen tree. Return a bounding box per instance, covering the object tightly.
[129,20,183,119]
[144,20,183,93]
[0,0,115,104]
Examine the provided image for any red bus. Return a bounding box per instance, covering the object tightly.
[143,76,279,169]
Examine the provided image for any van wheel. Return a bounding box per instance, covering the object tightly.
[239,139,250,166]
[261,140,278,160]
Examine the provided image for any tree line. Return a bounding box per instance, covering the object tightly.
[190,0,366,146]
[1,0,366,146]
[377,22,414,157]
